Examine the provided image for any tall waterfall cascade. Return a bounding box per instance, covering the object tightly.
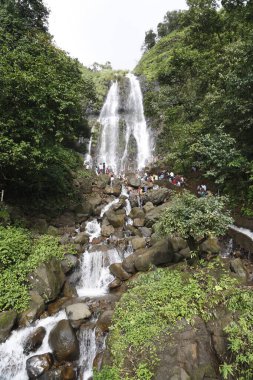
[97,73,152,174]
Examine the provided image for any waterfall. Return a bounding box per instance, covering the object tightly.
[85,219,101,242]
[77,248,121,298]
[98,81,120,174]
[79,327,97,380]
[0,311,66,380]
[97,73,152,174]
[121,73,152,172]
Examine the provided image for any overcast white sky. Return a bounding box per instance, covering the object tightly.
[45,0,187,70]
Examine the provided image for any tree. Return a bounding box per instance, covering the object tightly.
[155,191,233,251]
[157,10,184,38]
[143,29,156,51]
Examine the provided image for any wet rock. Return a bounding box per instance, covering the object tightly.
[109,263,132,280]
[39,364,77,380]
[26,353,53,379]
[109,278,122,289]
[122,250,145,274]
[74,232,89,245]
[66,303,92,328]
[28,259,65,303]
[97,310,114,333]
[19,291,45,327]
[131,237,146,251]
[61,254,78,274]
[49,320,79,362]
[144,202,170,228]
[0,310,17,343]
[63,281,78,298]
[230,258,248,281]
[87,194,102,215]
[23,326,46,355]
[125,224,142,237]
[105,210,125,228]
[133,218,145,227]
[101,224,115,237]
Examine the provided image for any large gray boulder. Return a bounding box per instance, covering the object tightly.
[200,237,221,255]
[28,259,65,303]
[26,353,53,379]
[230,258,248,282]
[129,207,145,219]
[66,303,92,327]
[49,320,79,362]
[74,231,89,245]
[134,239,174,271]
[127,174,141,188]
[0,310,17,343]
[94,174,109,189]
[143,202,154,213]
[97,310,114,333]
[131,237,146,251]
[109,263,132,280]
[145,188,171,206]
[104,185,121,197]
[144,202,170,228]
[60,254,78,274]
[87,193,103,215]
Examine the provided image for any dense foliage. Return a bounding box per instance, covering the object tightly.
[0,226,75,311]
[0,0,96,209]
[155,191,233,250]
[94,261,245,380]
[135,0,253,213]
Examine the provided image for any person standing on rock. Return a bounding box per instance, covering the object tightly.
[110,174,114,187]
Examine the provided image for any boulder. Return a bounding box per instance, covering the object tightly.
[143,202,154,213]
[109,263,132,280]
[95,174,109,189]
[105,210,125,228]
[52,213,76,228]
[127,175,141,188]
[122,249,145,274]
[129,207,145,219]
[39,364,76,380]
[200,238,221,255]
[19,291,45,327]
[61,254,78,274]
[104,185,121,197]
[134,239,174,271]
[109,278,122,289]
[139,227,152,237]
[49,320,79,362]
[28,259,65,303]
[26,353,53,379]
[168,236,188,252]
[65,303,92,323]
[133,218,145,227]
[97,310,114,333]
[87,194,102,215]
[178,247,191,259]
[230,258,248,282]
[131,237,146,251]
[74,232,89,245]
[0,310,17,343]
[63,281,78,298]
[125,225,142,237]
[146,188,171,206]
[23,326,46,355]
[101,224,115,237]
[144,202,170,228]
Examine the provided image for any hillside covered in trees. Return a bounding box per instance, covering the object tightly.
[135,0,253,215]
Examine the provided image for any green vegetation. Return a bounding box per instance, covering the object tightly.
[94,261,241,379]
[135,0,253,213]
[155,191,233,251]
[0,226,75,311]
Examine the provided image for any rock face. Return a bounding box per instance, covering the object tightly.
[109,263,132,280]
[28,259,65,303]
[145,188,171,206]
[0,310,17,343]
[153,317,223,380]
[105,210,125,228]
[49,320,79,362]
[134,239,174,271]
[23,327,46,355]
[26,353,53,379]
[127,174,141,188]
[19,291,45,327]
[61,254,78,274]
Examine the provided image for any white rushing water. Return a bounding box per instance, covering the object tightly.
[120,73,152,172]
[100,198,119,218]
[98,81,120,174]
[230,225,253,240]
[79,327,97,380]
[0,310,66,380]
[85,219,101,242]
[77,248,121,298]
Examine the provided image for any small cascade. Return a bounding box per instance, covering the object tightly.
[221,238,233,258]
[100,198,120,218]
[79,327,97,380]
[85,219,101,242]
[77,248,121,298]
[98,81,120,174]
[0,311,66,380]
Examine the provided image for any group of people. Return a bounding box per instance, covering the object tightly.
[138,171,185,187]
[197,184,208,197]
[95,162,114,176]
